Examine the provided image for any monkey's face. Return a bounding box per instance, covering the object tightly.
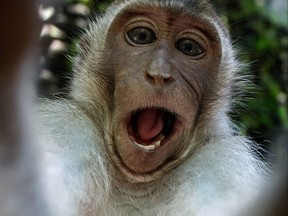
[102,4,222,183]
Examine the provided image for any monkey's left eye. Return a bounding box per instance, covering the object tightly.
[176,38,204,57]
[126,27,156,45]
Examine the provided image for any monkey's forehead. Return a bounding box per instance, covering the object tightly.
[103,0,228,40]
[111,0,217,19]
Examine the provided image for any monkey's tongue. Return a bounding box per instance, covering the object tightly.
[137,110,164,141]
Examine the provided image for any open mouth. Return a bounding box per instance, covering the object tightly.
[128,108,177,152]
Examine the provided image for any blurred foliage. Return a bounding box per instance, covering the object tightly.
[212,0,287,164]
[215,1,287,161]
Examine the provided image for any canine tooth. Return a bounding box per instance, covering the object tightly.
[155,140,161,147]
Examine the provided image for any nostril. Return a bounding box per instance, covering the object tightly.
[163,76,173,83]
[145,71,173,85]
[146,73,155,83]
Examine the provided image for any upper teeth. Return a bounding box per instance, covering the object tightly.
[132,133,166,152]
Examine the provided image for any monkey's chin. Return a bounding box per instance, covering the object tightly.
[110,107,188,183]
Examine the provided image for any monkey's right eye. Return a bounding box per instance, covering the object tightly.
[176,38,205,57]
[126,27,156,45]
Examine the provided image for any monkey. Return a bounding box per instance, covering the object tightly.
[36,0,269,215]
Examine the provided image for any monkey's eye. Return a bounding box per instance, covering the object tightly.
[176,38,204,57]
[126,27,156,45]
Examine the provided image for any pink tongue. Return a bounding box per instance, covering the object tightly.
[137,110,164,141]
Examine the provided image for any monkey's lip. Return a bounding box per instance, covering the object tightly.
[127,108,178,152]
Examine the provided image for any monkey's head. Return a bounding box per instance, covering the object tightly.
[72,0,238,183]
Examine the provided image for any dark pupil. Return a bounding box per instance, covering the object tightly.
[128,27,155,45]
[177,39,204,56]
[183,42,193,52]
[138,32,147,41]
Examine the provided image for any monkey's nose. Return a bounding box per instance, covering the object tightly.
[146,59,174,85]
[146,72,173,85]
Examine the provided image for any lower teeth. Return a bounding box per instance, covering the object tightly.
[132,133,166,152]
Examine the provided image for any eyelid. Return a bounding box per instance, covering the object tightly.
[176,30,208,49]
[124,18,158,36]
